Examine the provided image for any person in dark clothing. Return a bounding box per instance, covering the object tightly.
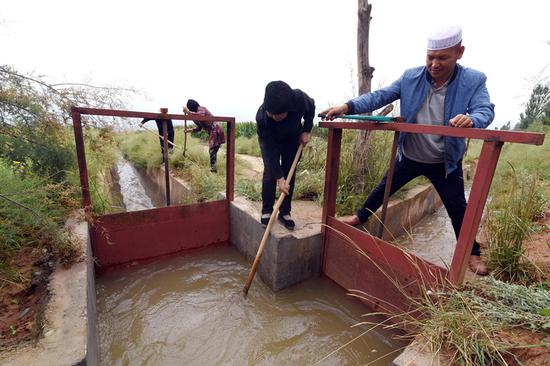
[140,112,174,162]
[256,80,315,230]
[184,99,225,173]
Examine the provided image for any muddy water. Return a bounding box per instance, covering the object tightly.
[116,158,155,211]
[96,246,404,366]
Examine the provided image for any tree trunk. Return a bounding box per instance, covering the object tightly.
[357,0,375,96]
[353,0,374,185]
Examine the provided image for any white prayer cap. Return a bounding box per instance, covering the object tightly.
[427,25,462,50]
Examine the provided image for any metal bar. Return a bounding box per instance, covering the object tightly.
[319,121,545,145]
[71,111,92,210]
[449,141,503,284]
[377,131,400,238]
[183,120,188,157]
[226,121,235,201]
[72,106,235,123]
[162,120,171,206]
[91,200,230,268]
[321,127,342,270]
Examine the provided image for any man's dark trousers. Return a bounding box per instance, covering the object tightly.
[357,155,481,256]
[209,146,220,171]
[260,142,299,216]
[155,120,175,156]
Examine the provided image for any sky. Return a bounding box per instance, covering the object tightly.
[2,0,549,129]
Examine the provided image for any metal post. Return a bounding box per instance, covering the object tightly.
[226,121,235,201]
[449,140,503,284]
[377,131,400,238]
[71,110,92,210]
[161,112,171,206]
[321,127,342,269]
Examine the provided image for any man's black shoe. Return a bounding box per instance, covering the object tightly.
[260,214,271,227]
[278,214,295,230]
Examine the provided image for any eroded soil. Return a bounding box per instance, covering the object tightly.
[0,247,53,349]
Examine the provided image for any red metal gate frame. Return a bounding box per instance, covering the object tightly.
[319,120,544,312]
[71,107,235,268]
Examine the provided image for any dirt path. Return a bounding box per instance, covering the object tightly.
[235,153,263,180]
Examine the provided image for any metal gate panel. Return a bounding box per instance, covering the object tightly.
[90,199,229,267]
[323,216,446,313]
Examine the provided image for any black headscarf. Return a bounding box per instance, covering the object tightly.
[186,99,200,112]
[264,81,293,114]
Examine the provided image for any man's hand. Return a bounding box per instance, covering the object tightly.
[320,103,349,120]
[300,132,311,146]
[183,106,190,114]
[449,114,473,128]
[277,177,290,195]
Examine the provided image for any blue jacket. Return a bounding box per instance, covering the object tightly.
[347,64,495,174]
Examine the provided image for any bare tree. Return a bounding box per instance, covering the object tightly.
[352,0,375,183]
[357,0,375,95]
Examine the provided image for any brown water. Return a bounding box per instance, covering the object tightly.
[96,246,404,366]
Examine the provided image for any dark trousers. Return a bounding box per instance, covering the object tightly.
[260,142,299,216]
[155,120,174,156]
[357,156,481,256]
[209,145,220,170]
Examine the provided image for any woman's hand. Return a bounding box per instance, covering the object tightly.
[277,177,290,195]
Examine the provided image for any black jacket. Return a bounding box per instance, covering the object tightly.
[255,89,315,179]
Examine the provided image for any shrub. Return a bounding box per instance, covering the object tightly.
[0,163,81,279]
[485,166,549,283]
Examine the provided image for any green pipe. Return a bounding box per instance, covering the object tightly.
[318,113,404,122]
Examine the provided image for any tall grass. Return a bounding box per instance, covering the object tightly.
[0,163,81,281]
[78,127,121,214]
[485,166,548,283]
[234,121,257,139]
[235,136,261,156]
[412,277,550,365]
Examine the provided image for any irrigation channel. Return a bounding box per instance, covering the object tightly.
[98,158,460,365]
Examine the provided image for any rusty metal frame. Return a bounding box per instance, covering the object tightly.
[319,120,544,312]
[71,107,235,269]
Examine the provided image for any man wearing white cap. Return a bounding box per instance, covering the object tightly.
[321,25,494,275]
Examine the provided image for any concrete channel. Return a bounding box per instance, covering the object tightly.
[2,160,475,365]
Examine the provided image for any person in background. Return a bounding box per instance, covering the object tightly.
[256,80,315,230]
[140,109,174,163]
[184,99,225,173]
[321,25,494,275]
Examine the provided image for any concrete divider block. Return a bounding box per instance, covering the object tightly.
[229,197,322,291]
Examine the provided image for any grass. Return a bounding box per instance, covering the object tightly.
[412,277,550,365]
[469,123,550,283]
[235,136,261,156]
[484,166,549,284]
[0,163,81,281]
[78,127,121,214]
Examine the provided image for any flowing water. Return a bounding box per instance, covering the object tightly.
[116,158,155,212]
[395,188,473,267]
[96,246,404,366]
